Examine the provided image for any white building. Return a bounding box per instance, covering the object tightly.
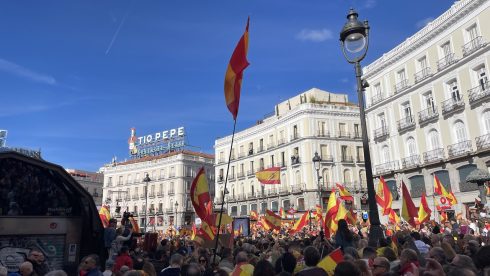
[101,150,214,231]
[214,88,367,217]
[66,169,104,207]
[363,0,490,220]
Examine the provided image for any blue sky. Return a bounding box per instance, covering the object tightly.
[0,0,454,171]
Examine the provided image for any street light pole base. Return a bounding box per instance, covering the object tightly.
[368,224,384,248]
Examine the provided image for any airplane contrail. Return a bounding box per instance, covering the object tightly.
[105,9,130,55]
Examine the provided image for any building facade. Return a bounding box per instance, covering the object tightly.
[66,169,104,207]
[363,0,490,219]
[214,88,367,217]
[100,150,214,231]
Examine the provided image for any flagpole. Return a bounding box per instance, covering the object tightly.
[431,173,439,224]
[213,119,237,265]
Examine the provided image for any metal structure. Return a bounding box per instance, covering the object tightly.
[143,173,151,233]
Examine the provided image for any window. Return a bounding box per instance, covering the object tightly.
[341,145,349,160]
[423,92,436,112]
[397,69,406,81]
[240,163,244,174]
[271,201,278,212]
[297,198,305,211]
[442,42,451,56]
[320,145,329,159]
[409,175,426,198]
[295,170,301,187]
[318,121,326,136]
[259,138,264,150]
[454,121,467,143]
[281,152,285,165]
[401,102,412,120]
[483,111,490,134]
[343,169,352,183]
[448,80,461,101]
[477,66,488,89]
[270,155,275,167]
[250,161,254,172]
[407,137,417,156]
[418,56,428,70]
[322,169,330,186]
[374,83,382,96]
[458,164,478,192]
[354,124,360,137]
[357,146,364,161]
[467,24,478,41]
[219,169,224,180]
[429,130,441,150]
[260,202,267,214]
[378,113,386,128]
[107,177,112,186]
[281,173,287,188]
[259,159,264,170]
[339,123,347,136]
[239,145,244,156]
[382,146,391,163]
[128,174,133,183]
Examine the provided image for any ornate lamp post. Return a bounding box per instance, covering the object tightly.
[174,201,179,228]
[143,173,151,234]
[312,152,322,208]
[340,8,383,246]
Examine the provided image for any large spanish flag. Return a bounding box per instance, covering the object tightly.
[190,167,212,222]
[290,211,309,234]
[388,209,401,225]
[250,210,258,220]
[324,188,339,237]
[224,17,250,120]
[336,183,354,201]
[98,205,111,228]
[401,181,418,227]
[258,216,271,231]
[313,204,323,221]
[417,193,432,224]
[255,167,281,184]
[129,216,140,233]
[375,176,393,215]
[318,248,343,275]
[264,209,281,230]
[200,220,216,241]
[434,175,457,205]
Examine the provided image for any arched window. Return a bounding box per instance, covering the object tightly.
[295,170,301,187]
[241,182,245,195]
[359,170,367,189]
[381,146,390,163]
[251,183,255,196]
[281,173,287,188]
[429,130,440,150]
[322,168,330,189]
[454,120,467,143]
[407,137,417,156]
[483,110,490,134]
[458,164,478,192]
[343,169,352,184]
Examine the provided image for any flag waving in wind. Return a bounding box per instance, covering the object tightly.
[336,183,354,201]
[401,181,418,227]
[434,175,457,205]
[417,193,432,224]
[224,17,250,120]
[375,176,393,215]
[255,167,281,184]
[190,167,213,223]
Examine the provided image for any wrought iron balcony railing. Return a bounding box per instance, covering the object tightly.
[267,143,275,150]
[247,170,255,176]
[423,148,444,163]
[468,81,490,104]
[463,36,486,57]
[317,131,330,137]
[401,155,421,169]
[441,97,464,115]
[476,133,490,151]
[341,156,354,163]
[279,187,289,195]
[373,126,389,140]
[371,93,384,106]
[276,161,287,168]
[437,53,457,71]
[414,67,432,83]
[291,185,303,193]
[338,131,350,138]
[375,161,399,175]
[237,172,245,179]
[397,115,415,132]
[320,155,334,163]
[257,146,265,153]
[394,79,409,94]
[418,106,439,124]
[447,140,472,158]
[290,134,300,141]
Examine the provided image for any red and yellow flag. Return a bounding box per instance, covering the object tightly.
[388,209,401,225]
[346,208,357,225]
[200,220,216,241]
[98,205,111,228]
[264,210,281,230]
[375,176,393,215]
[401,181,418,227]
[324,188,339,237]
[417,193,432,224]
[255,167,281,184]
[129,216,140,233]
[318,248,344,275]
[190,167,212,223]
[440,211,448,224]
[258,216,271,231]
[279,207,286,219]
[312,204,323,221]
[290,211,309,234]
[434,175,457,205]
[335,199,348,222]
[250,210,258,220]
[336,183,353,201]
[191,223,197,240]
[224,17,250,120]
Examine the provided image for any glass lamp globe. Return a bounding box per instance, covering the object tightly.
[344,32,366,53]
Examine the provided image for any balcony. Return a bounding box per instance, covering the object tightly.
[414,67,432,83]
[441,97,464,115]
[276,161,287,168]
[476,133,490,151]
[317,131,330,137]
[277,138,286,145]
[277,187,288,195]
[397,116,416,132]
[356,156,365,163]
[341,155,354,163]
[247,192,257,199]
[290,134,300,142]
[338,131,350,138]
[217,176,224,183]
[401,155,421,169]
[217,158,226,164]
[423,148,444,163]
[237,194,247,201]
[291,185,303,194]
[228,174,236,181]
[237,172,245,179]
[371,93,384,106]
[156,209,163,215]
[139,194,145,199]
[238,152,245,158]
[447,140,472,158]
[267,189,278,196]
[169,173,176,178]
[227,196,237,202]
[437,53,457,71]
[248,149,254,156]
[375,161,399,175]
[353,132,361,139]
[373,126,389,141]
[165,208,174,214]
[394,79,409,94]
[257,146,265,153]
[462,36,486,57]
[132,195,138,200]
[418,106,439,125]
[157,192,163,198]
[291,156,301,166]
[267,143,275,150]
[124,196,130,201]
[168,190,175,195]
[320,155,334,163]
[149,192,155,199]
[468,81,490,105]
[247,170,255,176]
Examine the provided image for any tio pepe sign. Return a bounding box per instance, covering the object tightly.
[128,127,186,158]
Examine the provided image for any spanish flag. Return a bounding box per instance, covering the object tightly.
[200,220,215,241]
[434,175,457,205]
[375,176,393,215]
[440,211,448,224]
[324,188,339,237]
[290,211,309,234]
[336,183,354,201]
[346,208,357,225]
[317,248,343,275]
[224,17,250,120]
[255,167,281,184]
[417,193,432,224]
[129,216,140,233]
[313,204,323,221]
[335,199,348,222]
[264,210,281,230]
[98,205,111,228]
[191,223,197,240]
[190,167,212,222]
[401,181,418,227]
[388,209,401,224]
[258,216,271,231]
[250,210,258,220]
[279,207,286,219]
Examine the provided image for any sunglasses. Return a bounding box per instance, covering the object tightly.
[199,259,207,263]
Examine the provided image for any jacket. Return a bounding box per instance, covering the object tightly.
[114,253,133,272]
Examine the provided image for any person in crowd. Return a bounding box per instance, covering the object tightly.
[334,261,361,276]
[19,262,35,276]
[79,254,102,276]
[230,251,254,276]
[217,248,233,273]
[104,219,117,257]
[44,271,67,276]
[450,254,478,274]
[0,266,7,276]
[110,227,133,260]
[410,232,430,256]
[361,247,377,268]
[114,247,133,273]
[398,249,419,275]
[252,260,274,276]
[159,254,183,276]
[296,246,327,276]
[26,249,50,276]
[353,259,371,276]
[102,260,113,276]
[335,219,354,251]
[371,257,390,276]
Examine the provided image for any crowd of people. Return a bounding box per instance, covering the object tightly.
[2,216,490,276]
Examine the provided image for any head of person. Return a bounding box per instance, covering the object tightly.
[109,218,117,227]
[183,263,201,276]
[381,247,397,262]
[198,255,208,268]
[427,247,447,265]
[450,254,477,274]
[0,266,7,276]
[105,260,114,271]
[353,259,370,276]
[279,252,296,273]
[372,257,390,276]
[410,231,421,241]
[447,267,476,276]
[362,246,377,261]
[169,253,184,268]
[334,261,361,276]
[399,249,418,267]
[80,254,99,271]
[133,256,145,270]
[344,247,360,260]
[45,271,68,276]
[303,246,321,267]
[28,249,45,264]
[235,251,248,265]
[19,262,33,276]
[253,259,274,276]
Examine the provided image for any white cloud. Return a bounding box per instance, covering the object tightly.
[0,58,56,85]
[340,77,349,83]
[296,28,333,42]
[416,17,434,29]
[364,0,377,9]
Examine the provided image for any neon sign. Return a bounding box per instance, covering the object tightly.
[128,127,185,158]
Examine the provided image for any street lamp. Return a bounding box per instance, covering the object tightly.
[312,152,322,208]
[340,8,383,247]
[143,173,151,234]
[174,201,179,228]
